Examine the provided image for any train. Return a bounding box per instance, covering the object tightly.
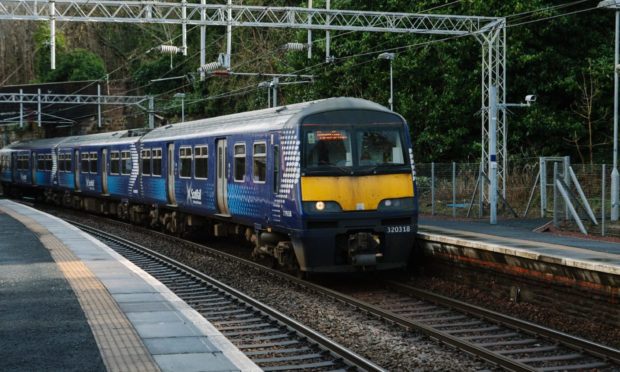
[0,97,418,274]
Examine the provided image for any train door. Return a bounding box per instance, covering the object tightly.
[216,139,229,215]
[167,143,176,205]
[74,150,81,191]
[31,152,36,185]
[101,149,108,195]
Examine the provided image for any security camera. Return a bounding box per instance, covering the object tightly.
[525,94,537,103]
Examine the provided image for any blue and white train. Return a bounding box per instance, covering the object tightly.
[0,97,418,274]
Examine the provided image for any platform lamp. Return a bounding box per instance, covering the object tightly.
[378,52,396,111]
[174,93,186,123]
[599,0,620,221]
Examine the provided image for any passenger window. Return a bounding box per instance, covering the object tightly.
[110,152,120,175]
[121,151,131,175]
[81,153,90,173]
[179,147,192,179]
[45,154,52,171]
[58,154,65,172]
[65,153,72,172]
[253,142,266,183]
[141,149,151,176]
[89,152,98,174]
[234,144,246,182]
[194,146,208,179]
[37,154,45,171]
[152,148,162,176]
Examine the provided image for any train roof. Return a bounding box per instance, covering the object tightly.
[141,97,392,142]
[3,136,70,151]
[58,129,147,148]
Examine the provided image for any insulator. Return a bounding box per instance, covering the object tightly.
[197,62,222,73]
[158,45,182,54]
[212,70,231,77]
[284,42,306,51]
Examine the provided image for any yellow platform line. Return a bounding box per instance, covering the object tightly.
[0,206,160,372]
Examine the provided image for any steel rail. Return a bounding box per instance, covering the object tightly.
[70,220,384,372]
[386,281,620,366]
[67,216,619,371]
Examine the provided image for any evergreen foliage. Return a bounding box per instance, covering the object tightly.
[30,1,618,164]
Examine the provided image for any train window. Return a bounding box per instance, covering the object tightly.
[37,154,45,171]
[304,129,352,167]
[234,143,246,182]
[65,153,72,172]
[89,152,98,174]
[18,154,26,170]
[45,154,52,171]
[356,129,405,166]
[58,154,65,172]
[152,148,162,177]
[253,142,267,183]
[141,149,151,176]
[81,153,90,173]
[179,147,192,179]
[121,151,131,175]
[110,152,120,175]
[194,146,208,179]
[273,145,280,193]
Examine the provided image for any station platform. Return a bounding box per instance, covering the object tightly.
[417,216,620,322]
[0,199,259,372]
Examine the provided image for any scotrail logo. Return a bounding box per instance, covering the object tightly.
[186,183,202,205]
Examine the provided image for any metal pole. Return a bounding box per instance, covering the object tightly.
[97,84,102,127]
[226,0,232,69]
[50,0,56,70]
[181,0,187,56]
[148,96,154,129]
[452,161,456,218]
[602,164,606,236]
[200,0,206,80]
[553,162,559,227]
[272,77,279,108]
[612,10,620,221]
[479,162,484,217]
[540,157,547,217]
[325,0,331,62]
[489,85,498,224]
[389,59,394,111]
[19,89,23,128]
[37,88,42,127]
[307,0,312,59]
[267,85,271,108]
[181,96,185,123]
[431,162,435,216]
[564,156,570,220]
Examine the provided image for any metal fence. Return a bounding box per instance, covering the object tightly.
[416,161,618,237]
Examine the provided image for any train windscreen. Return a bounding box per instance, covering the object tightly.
[302,110,409,175]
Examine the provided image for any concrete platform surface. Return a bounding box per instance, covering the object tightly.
[419,217,620,275]
[0,199,260,372]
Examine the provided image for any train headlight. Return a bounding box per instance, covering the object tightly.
[303,201,342,213]
[378,197,415,211]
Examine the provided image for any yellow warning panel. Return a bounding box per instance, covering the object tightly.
[301,173,414,211]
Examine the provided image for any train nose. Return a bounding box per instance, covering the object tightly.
[347,232,381,266]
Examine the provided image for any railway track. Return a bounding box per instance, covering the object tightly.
[337,282,620,371]
[70,216,620,372]
[72,222,383,372]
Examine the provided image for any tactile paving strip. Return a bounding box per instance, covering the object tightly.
[0,206,160,372]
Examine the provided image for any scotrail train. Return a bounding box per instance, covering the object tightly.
[0,97,418,274]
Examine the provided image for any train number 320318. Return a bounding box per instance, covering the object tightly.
[386,225,412,234]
